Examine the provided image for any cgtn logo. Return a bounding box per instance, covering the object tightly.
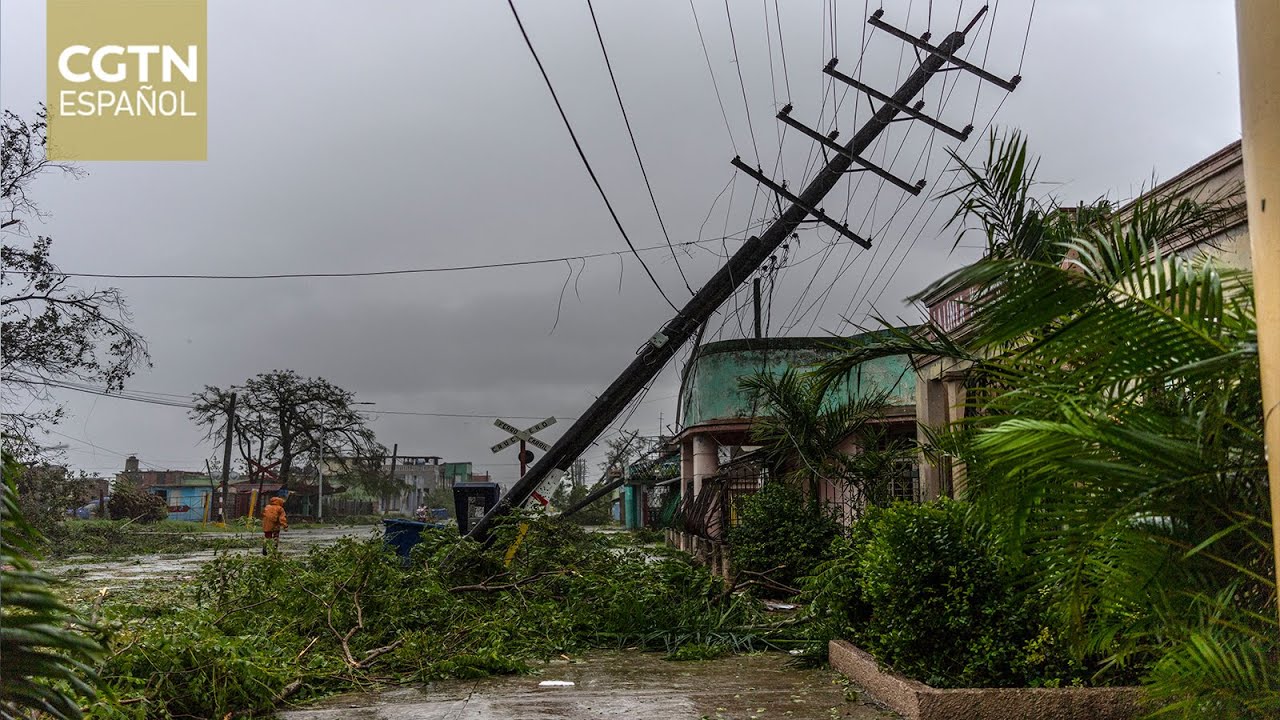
[56,44,199,118]
[45,0,207,161]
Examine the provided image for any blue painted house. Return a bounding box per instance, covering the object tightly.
[117,456,216,521]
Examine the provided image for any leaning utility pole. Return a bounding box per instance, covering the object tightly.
[1233,0,1280,623]
[219,392,236,525]
[469,6,1018,539]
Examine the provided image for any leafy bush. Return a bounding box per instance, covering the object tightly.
[803,501,1083,688]
[728,481,840,592]
[104,480,166,523]
[11,464,88,534]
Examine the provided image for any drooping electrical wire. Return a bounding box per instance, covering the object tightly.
[504,0,678,311]
[21,372,585,422]
[16,237,740,281]
[688,0,740,155]
[771,0,793,102]
[585,0,695,295]
[723,0,763,167]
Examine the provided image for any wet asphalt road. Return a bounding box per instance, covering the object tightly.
[278,650,897,720]
[42,525,372,589]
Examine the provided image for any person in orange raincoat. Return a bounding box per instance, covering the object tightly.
[261,496,288,555]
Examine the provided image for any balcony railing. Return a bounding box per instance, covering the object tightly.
[928,286,979,334]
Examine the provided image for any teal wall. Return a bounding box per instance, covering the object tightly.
[680,334,915,428]
[151,485,212,522]
[443,462,472,483]
[623,485,643,529]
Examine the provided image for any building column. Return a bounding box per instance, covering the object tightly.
[943,378,968,496]
[681,437,695,499]
[916,375,949,501]
[691,434,718,497]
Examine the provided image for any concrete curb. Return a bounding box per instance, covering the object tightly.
[828,640,1144,720]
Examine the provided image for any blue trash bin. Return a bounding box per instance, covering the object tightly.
[382,519,430,559]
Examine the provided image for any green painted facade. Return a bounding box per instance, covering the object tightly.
[622,485,643,529]
[443,462,473,483]
[679,334,916,428]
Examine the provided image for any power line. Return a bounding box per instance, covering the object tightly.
[778,0,995,335]
[42,428,173,470]
[15,374,196,409]
[723,0,763,166]
[503,0,678,311]
[688,0,739,154]
[795,2,980,332]
[585,0,694,295]
[18,372,585,422]
[368,410,580,420]
[771,0,793,102]
[847,4,1034,324]
[859,95,1011,323]
[844,6,1006,322]
[13,237,742,281]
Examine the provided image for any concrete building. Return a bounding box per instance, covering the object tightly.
[116,455,216,521]
[383,456,473,514]
[914,140,1250,498]
[673,334,918,539]
[617,438,681,529]
[324,454,474,515]
[116,454,207,490]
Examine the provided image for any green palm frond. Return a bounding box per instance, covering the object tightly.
[1,452,103,720]
[740,368,910,509]
[818,131,1274,713]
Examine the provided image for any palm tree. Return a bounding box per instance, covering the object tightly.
[818,132,1276,717]
[740,368,911,514]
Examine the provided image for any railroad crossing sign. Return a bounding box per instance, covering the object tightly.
[490,417,556,454]
[492,417,557,504]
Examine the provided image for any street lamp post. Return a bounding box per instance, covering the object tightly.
[318,402,375,522]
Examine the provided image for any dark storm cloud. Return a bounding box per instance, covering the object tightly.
[0,0,1241,477]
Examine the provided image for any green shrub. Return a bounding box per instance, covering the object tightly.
[798,511,878,644]
[96,610,298,719]
[803,501,1082,688]
[728,481,840,592]
[105,480,167,523]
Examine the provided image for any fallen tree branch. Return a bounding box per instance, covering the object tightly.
[357,638,405,668]
[731,578,800,597]
[276,679,304,703]
[294,636,318,663]
[213,595,278,625]
[447,570,561,594]
[722,565,799,599]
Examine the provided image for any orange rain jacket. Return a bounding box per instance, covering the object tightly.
[262,496,289,532]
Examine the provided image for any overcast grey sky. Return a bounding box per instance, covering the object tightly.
[0,1,1242,482]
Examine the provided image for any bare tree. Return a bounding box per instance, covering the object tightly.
[191,370,391,493]
[1,107,149,457]
[1,107,81,231]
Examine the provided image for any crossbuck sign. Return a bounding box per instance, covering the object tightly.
[491,417,558,506]
[490,417,556,454]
